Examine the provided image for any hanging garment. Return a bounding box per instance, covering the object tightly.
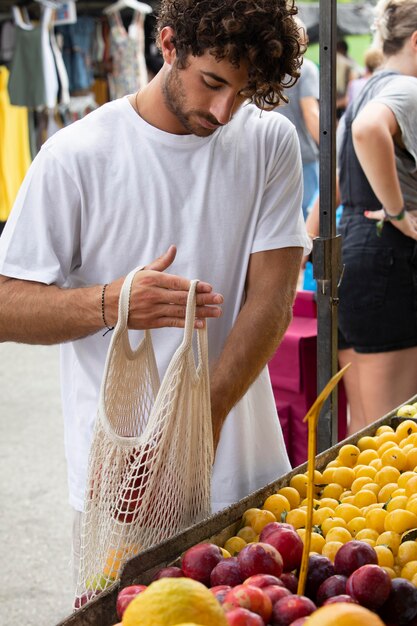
[0,66,31,221]
[108,10,147,99]
[50,29,70,107]
[55,16,95,94]
[8,5,58,109]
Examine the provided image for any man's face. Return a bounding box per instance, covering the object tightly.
[162,51,251,136]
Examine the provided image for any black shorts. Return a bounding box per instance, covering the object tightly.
[337,208,417,353]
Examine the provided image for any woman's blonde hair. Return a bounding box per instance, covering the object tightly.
[373,0,417,55]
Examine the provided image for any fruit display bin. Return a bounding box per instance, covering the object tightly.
[56,395,417,626]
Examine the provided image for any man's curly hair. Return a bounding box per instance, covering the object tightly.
[156,0,303,110]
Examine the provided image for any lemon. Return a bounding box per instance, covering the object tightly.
[277,486,301,509]
[236,526,257,543]
[374,545,394,568]
[322,540,343,562]
[385,509,417,534]
[250,509,276,533]
[305,602,384,625]
[224,536,246,556]
[396,540,417,567]
[122,578,228,626]
[263,494,291,520]
[396,405,417,418]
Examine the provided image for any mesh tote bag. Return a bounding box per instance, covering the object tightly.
[75,267,213,603]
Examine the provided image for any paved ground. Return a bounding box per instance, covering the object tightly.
[0,342,74,625]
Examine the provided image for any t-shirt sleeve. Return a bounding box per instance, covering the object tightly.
[251,121,312,255]
[373,77,417,169]
[0,145,81,286]
[299,60,320,101]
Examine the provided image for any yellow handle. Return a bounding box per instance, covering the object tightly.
[297,363,350,596]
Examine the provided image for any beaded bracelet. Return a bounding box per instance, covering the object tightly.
[383,206,406,221]
[101,284,114,336]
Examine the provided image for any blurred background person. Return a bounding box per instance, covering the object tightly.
[346,46,384,105]
[336,38,360,119]
[276,18,319,219]
[337,0,417,435]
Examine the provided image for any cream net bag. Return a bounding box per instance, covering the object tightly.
[75,267,213,603]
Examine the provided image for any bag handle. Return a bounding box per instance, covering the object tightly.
[113,267,202,354]
[115,265,145,333]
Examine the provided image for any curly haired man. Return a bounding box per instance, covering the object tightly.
[0,0,311,585]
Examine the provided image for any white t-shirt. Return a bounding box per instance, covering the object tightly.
[0,97,311,512]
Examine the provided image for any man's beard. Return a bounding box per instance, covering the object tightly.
[162,63,221,136]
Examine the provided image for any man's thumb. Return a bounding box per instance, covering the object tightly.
[145,245,177,271]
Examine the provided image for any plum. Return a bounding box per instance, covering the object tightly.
[304,554,335,600]
[152,565,184,580]
[210,557,243,587]
[346,564,391,610]
[238,542,283,579]
[280,572,299,594]
[379,577,417,625]
[181,543,223,585]
[334,540,377,577]
[264,527,303,572]
[316,574,347,606]
[271,595,316,626]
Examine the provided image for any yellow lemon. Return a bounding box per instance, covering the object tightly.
[385,495,408,512]
[405,446,417,471]
[338,444,360,468]
[401,560,417,581]
[277,486,301,509]
[380,447,407,472]
[290,474,309,498]
[334,503,362,523]
[332,467,355,489]
[355,528,379,542]
[378,482,399,503]
[375,531,401,555]
[405,475,417,498]
[220,548,232,558]
[250,509,276,534]
[325,526,352,544]
[224,536,247,556]
[365,508,388,534]
[322,540,343,562]
[351,476,373,494]
[384,510,417,534]
[354,465,377,480]
[381,566,396,580]
[376,425,394,435]
[374,545,395,568]
[398,471,417,489]
[321,517,348,536]
[353,490,378,509]
[236,527,257,543]
[320,483,344,500]
[396,405,417,418]
[313,507,336,527]
[262,494,290,521]
[122,578,228,626]
[305,602,384,625]
[347,517,367,538]
[357,449,379,465]
[396,540,417,567]
[357,436,378,451]
[375,466,401,487]
[317,497,340,510]
[241,508,262,526]
[286,508,307,529]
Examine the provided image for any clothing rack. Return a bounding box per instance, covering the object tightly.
[0,0,160,16]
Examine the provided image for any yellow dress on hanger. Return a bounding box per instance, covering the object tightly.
[0,66,31,222]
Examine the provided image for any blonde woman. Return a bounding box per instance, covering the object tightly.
[337,0,417,434]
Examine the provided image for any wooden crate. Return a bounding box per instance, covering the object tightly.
[56,396,417,626]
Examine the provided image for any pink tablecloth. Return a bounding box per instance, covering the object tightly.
[268,291,347,468]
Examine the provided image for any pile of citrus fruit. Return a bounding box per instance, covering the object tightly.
[224,408,417,584]
[108,403,417,625]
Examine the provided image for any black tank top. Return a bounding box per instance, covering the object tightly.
[339,71,398,210]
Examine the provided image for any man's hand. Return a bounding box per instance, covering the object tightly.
[104,245,224,329]
[364,209,417,241]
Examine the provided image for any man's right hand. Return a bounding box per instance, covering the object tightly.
[104,245,224,330]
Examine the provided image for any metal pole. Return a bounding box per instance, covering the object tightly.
[312,0,342,453]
